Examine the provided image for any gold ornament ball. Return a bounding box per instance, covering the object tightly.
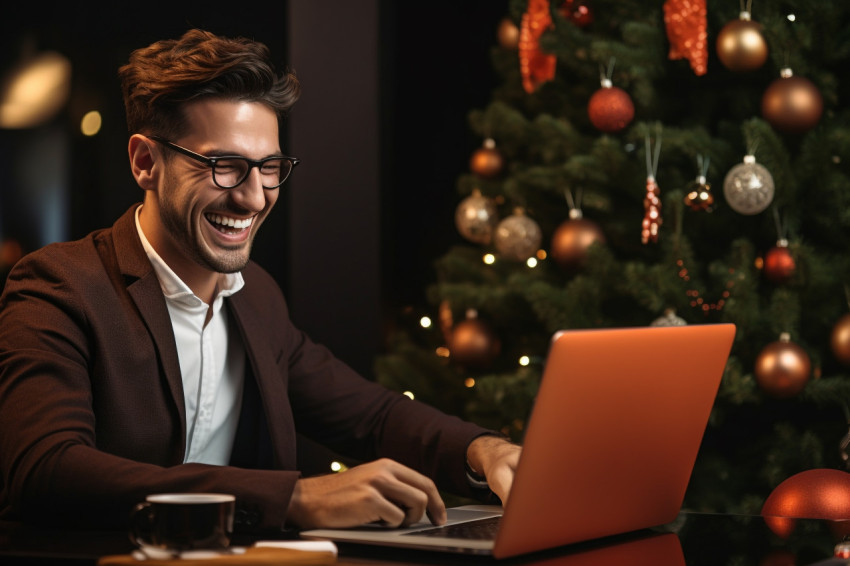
[455,190,498,245]
[587,85,634,133]
[754,335,811,398]
[550,218,605,270]
[762,71,823,134]
[494,210,542,262]
[470,144,504,179]
[497,18,520,50]
[830,313,850,366]
[716,18,768,72]
[449,318,501,368]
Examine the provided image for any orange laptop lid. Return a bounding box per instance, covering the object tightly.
[300,324,735,559]
[493,323,735,558]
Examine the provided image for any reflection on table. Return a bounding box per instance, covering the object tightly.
[0,511,846,565]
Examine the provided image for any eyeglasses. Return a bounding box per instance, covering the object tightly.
[150,136,299,189]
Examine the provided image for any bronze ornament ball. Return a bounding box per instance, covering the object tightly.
[449,318,501,369]
[550,217,605,270]
[762,69,823,134]
[469,138,504,179]
[754,333,811,398]
[716,17,768,72]
[497,18,520,50]
[587,82,634,133]
[830,313,850,366]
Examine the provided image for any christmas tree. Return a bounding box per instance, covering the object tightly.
[375,0,850,514]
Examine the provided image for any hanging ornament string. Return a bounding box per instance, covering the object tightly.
[564,186,583,219]
[519,0,556,94]
[662,0,708,75]
[772,206,788,244]
[641,126,662,244]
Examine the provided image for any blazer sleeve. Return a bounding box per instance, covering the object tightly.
[238,263,495,497]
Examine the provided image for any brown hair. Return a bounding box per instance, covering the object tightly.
[118,29,300,139]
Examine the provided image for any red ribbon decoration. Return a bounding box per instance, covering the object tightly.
[519,0,557,93]
[663,0,708,76]
[642,176,662,244]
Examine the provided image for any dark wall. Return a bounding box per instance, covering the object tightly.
[0,1,506,377]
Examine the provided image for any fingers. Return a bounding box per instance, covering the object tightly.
[368,459,446,527]
[286,459,446,529]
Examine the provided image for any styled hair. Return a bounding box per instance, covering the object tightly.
[118,29,300,138]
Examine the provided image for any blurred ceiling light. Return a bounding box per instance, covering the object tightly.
[80,110,102,136]
[0,51,72,129]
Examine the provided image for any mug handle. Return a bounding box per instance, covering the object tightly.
[128,501,154,547]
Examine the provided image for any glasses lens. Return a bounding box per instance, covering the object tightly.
[260,159,293,189]
[212,158,250,189]
[213,158,294,189]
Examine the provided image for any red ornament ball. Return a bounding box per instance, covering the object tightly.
[588,83,634,133]
[550,217,605,270]
[830,313,850,366]
[754,334,811,398]
[762,469,850,539]
[763,243,795,284]
[559,0,593,27]
[762,70,823,134]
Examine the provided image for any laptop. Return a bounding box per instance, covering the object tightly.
[301,324,736,559]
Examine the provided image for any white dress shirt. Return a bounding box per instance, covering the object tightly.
[135,206,246,465]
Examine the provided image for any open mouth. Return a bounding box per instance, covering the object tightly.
[205,213,254,235]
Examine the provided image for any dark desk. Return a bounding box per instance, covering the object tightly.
[1,512,847,565]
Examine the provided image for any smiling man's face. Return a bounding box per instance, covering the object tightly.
[142,99,282,289]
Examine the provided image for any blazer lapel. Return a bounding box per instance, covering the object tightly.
[228,290,296,470]
[112,206,187,459]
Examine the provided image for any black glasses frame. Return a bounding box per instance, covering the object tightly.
[149,136,300,189]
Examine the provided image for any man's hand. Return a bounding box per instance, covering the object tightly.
[466,435,522,505]
[286,459,447,530]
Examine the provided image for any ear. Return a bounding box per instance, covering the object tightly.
[128,134,159,191]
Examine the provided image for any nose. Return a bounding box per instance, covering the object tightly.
[229,167,269,212]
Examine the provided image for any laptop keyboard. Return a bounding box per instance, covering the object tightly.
[404,516,501,540]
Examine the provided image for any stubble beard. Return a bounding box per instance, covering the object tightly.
[159,180,254,275]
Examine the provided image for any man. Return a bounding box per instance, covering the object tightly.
[0,29,520,532]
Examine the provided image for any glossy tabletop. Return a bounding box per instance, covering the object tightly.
[1,511,848,565]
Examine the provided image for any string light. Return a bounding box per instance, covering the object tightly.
[526,257,538,268]
[464,378,476,388]
[403,391,415,400]
[483,254,496,265]
[419,316,432,328]
[435,346,450,358]
[519,355,530,366]
[330,461,348,472]
[676,258,736,313]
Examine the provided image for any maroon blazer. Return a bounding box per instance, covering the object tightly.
[0,205,490,531]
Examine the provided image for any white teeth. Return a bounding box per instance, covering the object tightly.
[206,214,253,229]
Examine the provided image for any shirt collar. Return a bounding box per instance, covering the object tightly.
[134,205,245,306]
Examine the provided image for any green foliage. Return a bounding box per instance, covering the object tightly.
[375,0,850,512]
